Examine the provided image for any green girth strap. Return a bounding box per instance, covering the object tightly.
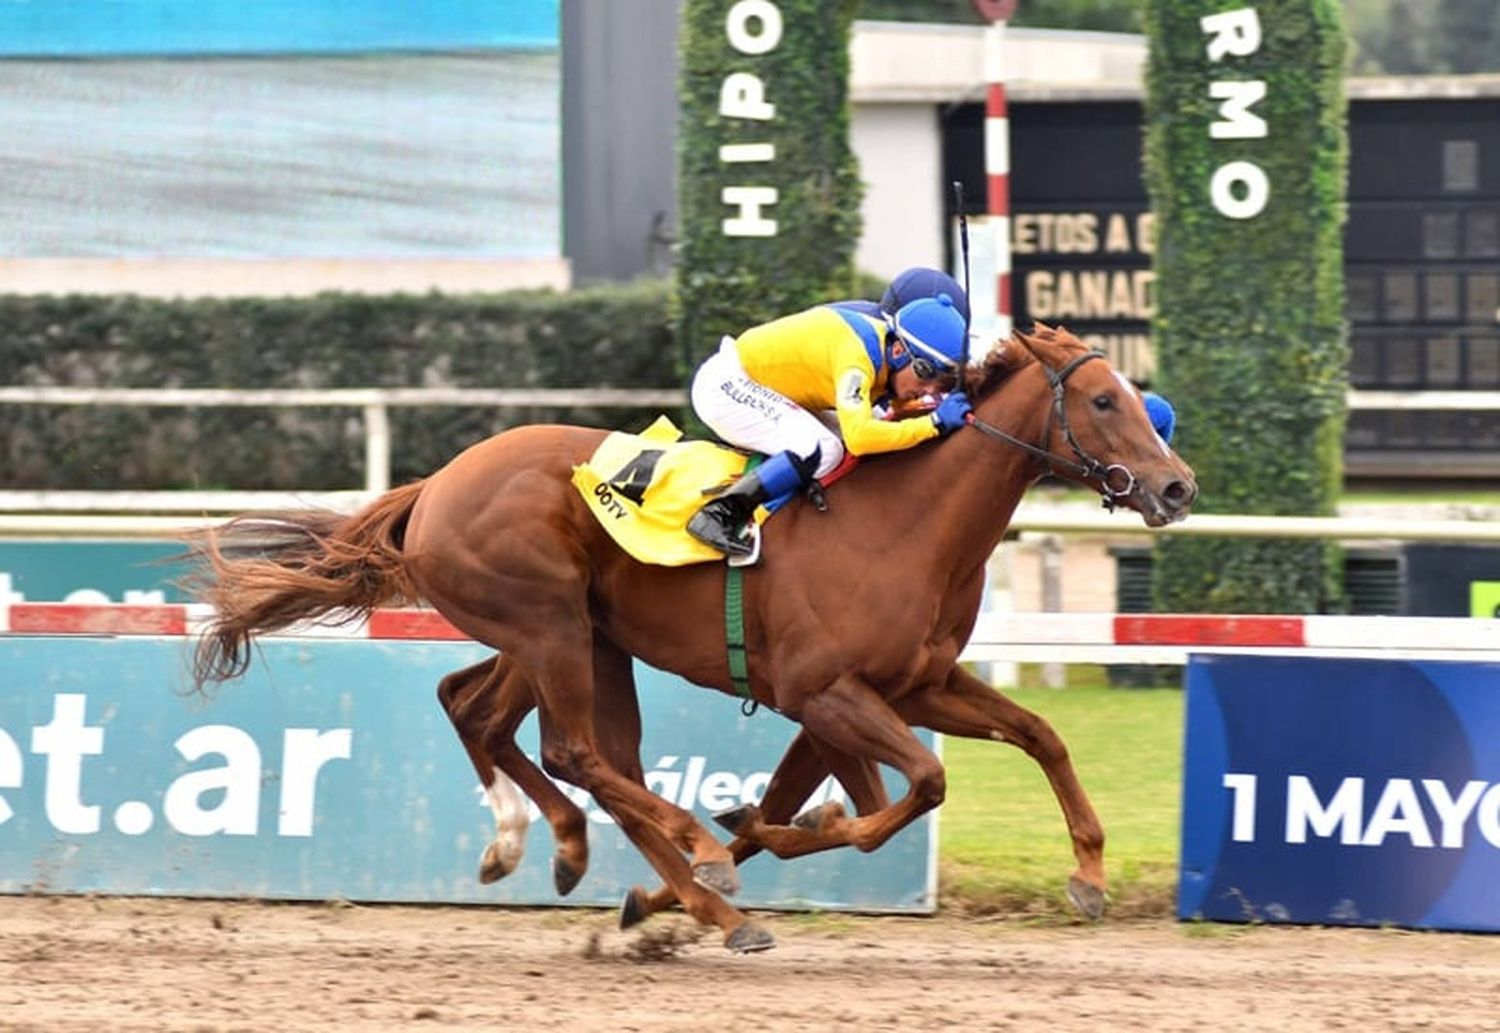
[724,565,757,716]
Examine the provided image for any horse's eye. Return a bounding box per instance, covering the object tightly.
[1092,394,1113,412]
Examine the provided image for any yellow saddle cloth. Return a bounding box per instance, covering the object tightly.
[571,415,766,566]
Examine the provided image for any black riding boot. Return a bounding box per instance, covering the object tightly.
[686,470,772,557]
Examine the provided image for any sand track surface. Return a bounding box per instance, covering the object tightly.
[3,896,1499,1031]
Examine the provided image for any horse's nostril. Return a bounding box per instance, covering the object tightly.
[1164,480,1195,507]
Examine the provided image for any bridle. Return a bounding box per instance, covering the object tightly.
[963,349,1139,512]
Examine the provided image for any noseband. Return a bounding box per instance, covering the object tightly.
[964,349,1139,512]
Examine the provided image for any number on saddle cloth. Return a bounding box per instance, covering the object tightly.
[571,417,759,566]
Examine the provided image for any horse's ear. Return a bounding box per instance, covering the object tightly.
[1011,323,1045,362]
[1017,322,1082,366]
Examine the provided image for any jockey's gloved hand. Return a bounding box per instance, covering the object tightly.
[931,391,973,435]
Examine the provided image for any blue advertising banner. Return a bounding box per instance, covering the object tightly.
[0,540,191,604]
[0,1,559,58]
[1179,654,1500,931]
[0,637,936,912]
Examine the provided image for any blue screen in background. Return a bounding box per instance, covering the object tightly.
[0,1,559,58]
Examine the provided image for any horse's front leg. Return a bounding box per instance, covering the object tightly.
[622,728,891,928]
[895,665,1107,919]
[587,636,746,898]
[709,675,945,860]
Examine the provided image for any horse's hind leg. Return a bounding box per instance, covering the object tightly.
[437,655,590,895]
[896,665,1107,919]
[468,599,756,948]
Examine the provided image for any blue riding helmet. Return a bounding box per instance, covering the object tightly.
[881,267,972,326]
[1143,391,1176,444]
[890,293,967,380]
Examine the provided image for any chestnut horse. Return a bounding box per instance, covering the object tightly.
[185,324,1195,952]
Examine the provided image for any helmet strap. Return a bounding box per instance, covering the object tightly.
[886,338,911,373]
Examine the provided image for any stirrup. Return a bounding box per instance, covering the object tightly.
[727,522,762,568]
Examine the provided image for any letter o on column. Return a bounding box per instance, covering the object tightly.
[1210,161,1269,220]
[727,0,783,55]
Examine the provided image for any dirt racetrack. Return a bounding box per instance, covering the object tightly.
[3,896,1500,1032]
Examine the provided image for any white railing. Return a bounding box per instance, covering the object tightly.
[1,384,1493,496]
[3,502,1500,542]
[2,384,1498,530]
[0,385,687,495]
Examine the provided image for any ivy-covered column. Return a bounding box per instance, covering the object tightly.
[674,0,863,376]
[1143,1,1350,612]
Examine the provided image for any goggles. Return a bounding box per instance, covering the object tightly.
[909,353,958,388]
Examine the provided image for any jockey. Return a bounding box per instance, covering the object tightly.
[831,265,972,326]
[686,291,973,557]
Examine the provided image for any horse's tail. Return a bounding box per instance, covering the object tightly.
[181,480,427,692]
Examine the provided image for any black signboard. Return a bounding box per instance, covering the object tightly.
[943,93,1500,477]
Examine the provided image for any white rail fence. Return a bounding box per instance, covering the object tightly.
[1,384,1494,500]
[5,602,1499,667]
[0,385,687,497]
[3,385,1500,543]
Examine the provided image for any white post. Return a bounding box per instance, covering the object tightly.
[363,402,391,494]
[1040,535,1066,689]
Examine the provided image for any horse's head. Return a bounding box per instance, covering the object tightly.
[965,324,1197,527]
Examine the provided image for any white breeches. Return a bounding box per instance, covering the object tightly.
[690,337,844,479]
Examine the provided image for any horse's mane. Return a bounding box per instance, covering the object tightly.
[961,323,1085,400]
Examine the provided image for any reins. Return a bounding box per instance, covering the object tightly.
[963,349,1139,512]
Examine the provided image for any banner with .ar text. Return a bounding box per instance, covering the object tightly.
[0,636,935,913]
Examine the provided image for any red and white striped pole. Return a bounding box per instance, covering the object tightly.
[972,1,1017,345]
[984,17,1011,343]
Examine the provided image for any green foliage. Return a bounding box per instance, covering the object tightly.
[1347,0,1500,74]
[1011,0,1142,32]
[1431,0,1500,73]
[857,0,1141,32]
[0,284,677,490]
[675,0,864,374]
[1142,0,1350,613]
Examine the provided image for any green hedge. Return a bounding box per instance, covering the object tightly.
[675,0,863,374]
[1143,0,1350,612]
[0,284,677,490]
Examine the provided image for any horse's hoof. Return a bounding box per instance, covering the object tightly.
[792,801,844,831]
[1066,875,1107,921]
[725,923,775,954]
[477,842,521,885]
[553,855,584,897]
[620,886,652,930]
[713,803,759,835]
[692,859,742,897]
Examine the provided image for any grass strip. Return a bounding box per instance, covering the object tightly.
[939,682,1184,920]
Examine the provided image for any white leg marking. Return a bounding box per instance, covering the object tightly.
[484,766,530,873]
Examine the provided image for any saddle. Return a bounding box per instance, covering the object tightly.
[572,404,916,566]
[572,416,773,566]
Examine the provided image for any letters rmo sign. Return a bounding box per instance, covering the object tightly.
[1203,7,1272,220]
